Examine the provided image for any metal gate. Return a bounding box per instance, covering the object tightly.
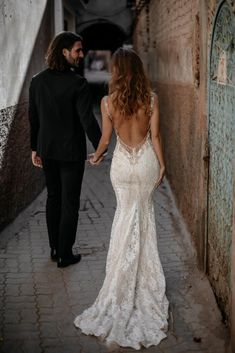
[208,0,235,317]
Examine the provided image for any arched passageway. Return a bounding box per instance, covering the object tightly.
[77,21,129,102]
[79,21,128,52]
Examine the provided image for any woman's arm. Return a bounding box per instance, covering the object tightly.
[150,94,166,186]
[90,97,113,164]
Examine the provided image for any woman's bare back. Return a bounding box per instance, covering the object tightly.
[105,95,154,148]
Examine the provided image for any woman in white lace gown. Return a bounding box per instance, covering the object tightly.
[74,48,169,350]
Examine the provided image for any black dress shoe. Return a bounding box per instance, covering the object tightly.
[50,248,58,261]
[57,254,81,268]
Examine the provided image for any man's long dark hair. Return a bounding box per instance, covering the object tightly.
[46,31,83,71]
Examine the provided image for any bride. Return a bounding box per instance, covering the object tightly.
[74,47,169,350]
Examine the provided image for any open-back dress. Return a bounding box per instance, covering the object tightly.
[74,93,169,350]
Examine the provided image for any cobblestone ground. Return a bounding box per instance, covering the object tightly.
[0,79,231,352]
[0,149,231,353]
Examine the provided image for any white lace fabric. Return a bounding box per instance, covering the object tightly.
[74,128,170,350]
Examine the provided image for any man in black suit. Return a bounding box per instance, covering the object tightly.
[28,32,102,268]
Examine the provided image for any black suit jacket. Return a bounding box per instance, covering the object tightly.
[28,68,101,161]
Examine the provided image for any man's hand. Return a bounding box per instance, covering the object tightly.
[88,153,104,166]
[31,151,42,168]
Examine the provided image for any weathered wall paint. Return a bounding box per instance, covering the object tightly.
[0,0,54,231]
[0,0,47,109]
[207,0,235,324]
[0,0,47,168]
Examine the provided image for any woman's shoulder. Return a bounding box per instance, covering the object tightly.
[102,93,115,100]
[101,95,108,102]
[101,94,111,104]
[101,95,110,109]
[102,94,116,109]
[101,95,113,120]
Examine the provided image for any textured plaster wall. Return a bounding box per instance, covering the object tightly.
[0,0,47,109]
[0,0,54,231]
[0,0,47,168]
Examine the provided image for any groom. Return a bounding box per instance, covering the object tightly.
[28,32,102,268]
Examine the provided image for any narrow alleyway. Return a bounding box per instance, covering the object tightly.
[0,78,231,353]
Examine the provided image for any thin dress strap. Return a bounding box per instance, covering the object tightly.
[149,92,155,117]
[148,92,155,131]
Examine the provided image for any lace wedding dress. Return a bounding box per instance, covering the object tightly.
[74,94,169,350]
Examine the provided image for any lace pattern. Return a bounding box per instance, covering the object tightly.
[115,131,152,165]
[74,131,169,350]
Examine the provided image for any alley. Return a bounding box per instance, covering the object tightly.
[1,0,235,350]
[0,83,231,352]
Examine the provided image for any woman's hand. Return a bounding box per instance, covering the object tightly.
[31,151,42,168]
[155,166,165,188]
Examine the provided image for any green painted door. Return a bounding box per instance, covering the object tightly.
[208,0,235,319]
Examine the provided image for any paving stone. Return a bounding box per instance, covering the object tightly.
[20,308,38,323]
[5,295,35,303]
[35,285,52,295]
[43,347,66,353]
[0,340,23,353]
[36,295,53,308]
[57,321,79,337]
[60,337,82,352]
[3,323,39,340]
[41,337,62,349]
[5,301,36,310]
[39,323,60,338]
[21,340,42,353]
[78,335,104,353]
[20,284,35,295]
[4,311,21,324]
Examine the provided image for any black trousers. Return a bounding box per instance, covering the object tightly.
[42,158,85,259]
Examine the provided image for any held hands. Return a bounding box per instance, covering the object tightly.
[31,151,42,168]
[88,153,104,166]
[155,166,165,189]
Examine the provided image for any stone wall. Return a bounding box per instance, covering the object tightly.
[133,0,235,326]
[0,0,54,231]
[134,0,203,259]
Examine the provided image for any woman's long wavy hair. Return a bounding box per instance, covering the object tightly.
[45,31,83,71]
[109,48,152,118]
